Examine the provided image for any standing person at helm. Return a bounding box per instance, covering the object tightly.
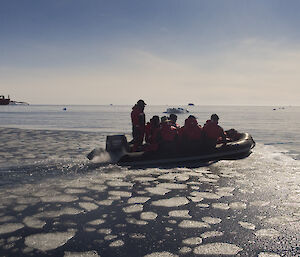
[131,99,146,151]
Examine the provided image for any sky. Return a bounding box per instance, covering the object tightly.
[1,0,300,105]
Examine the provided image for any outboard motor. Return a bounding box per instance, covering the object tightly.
[106,135,129,153]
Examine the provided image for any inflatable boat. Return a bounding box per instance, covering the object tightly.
[88,131,255,167]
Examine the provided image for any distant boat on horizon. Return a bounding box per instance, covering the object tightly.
[188,103,195,106]
[0,95,29,105]
[0,95,10,105]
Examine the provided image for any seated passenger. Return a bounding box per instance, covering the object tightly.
[144,116,160,152]
[178,115,203,152]
[203,114,226,148]
[159,119,178,153]
[169,114,180,129]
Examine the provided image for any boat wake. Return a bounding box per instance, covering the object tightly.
[86,147,125,164]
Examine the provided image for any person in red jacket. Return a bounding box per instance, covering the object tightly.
[131,99,146,151]
[144,115,160,152]
[203,114,226,148]
[169,114,180,129]
[178,115,203,152]
[159,119,178,153]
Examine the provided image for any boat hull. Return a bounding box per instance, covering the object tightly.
[0,99,10,105]
[118,133,255,166]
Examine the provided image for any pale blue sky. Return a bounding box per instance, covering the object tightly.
[1,0,300,105]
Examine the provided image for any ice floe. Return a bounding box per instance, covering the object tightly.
[255,229,280,237]
[238,221,255,230]
[146,187,171,195]
[229,202,247,210]
[212,203,230,210]
[151,197,189,207]
[122,204,144,213]
[178,220,210,229]
[193,242,243,255]
[168,210,191,219]
[108,190,131,197]
[64,250,100,257]
[144,252,179,257]
[200,230,224,239]
[201,216,222,224]
[0,223,24,235]
[25,230,76,251]
[128,197,150,204]
[178,246,192,254]
[182,237,202,245]
[23,217,46,229]
[79,202,99,211]
[258,252,281,257]
[87,219,106,226]
[140,212,158,220]
[109,239,124,247]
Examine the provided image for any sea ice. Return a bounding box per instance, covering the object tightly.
[97,228,112,234]
[109,240,124,247]
[157,183,187,189]
[128,197,150,204]
[140,212,158,220]
[23,217,46,229]
[255,229,280,237]
[144,252,179,257]
[25,231,76,251]
[238,221,255,230]
[229,202,247,210]
[145,187,170,195]
[201,216,222,224]
[122,204,144,213]
[193,242,243,255]
[182,237,202,245]
[79,202,99,212]
[212,203,230,210]
[0,223,24,235]
[178,220,210,229]
[168,210,192,219]
[87,219,106,226]
[200,230,224,239]
[64,250,100,257]
[151,197,189,207]
[126,218,148,225]
[107,180,133,187]
[108,191,131,198]
[190,191,220,200]
[178,246,192,254]
[129,233,146,239]
[258,252,281,257]
[41,194,78,203]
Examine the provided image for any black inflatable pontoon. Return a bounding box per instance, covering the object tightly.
[101,132,255,166]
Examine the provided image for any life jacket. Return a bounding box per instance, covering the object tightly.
[160,122,177,142]
[181,117,202,141]
[170,121,180,129]
[203,120,224,140]
[131,105,145,128]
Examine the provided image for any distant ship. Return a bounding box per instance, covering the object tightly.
[0,95,29,105]
[0,95,10,105]
[164,107,189,114]
[188,103,195,106]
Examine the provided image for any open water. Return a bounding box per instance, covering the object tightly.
[0,105,299,256]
